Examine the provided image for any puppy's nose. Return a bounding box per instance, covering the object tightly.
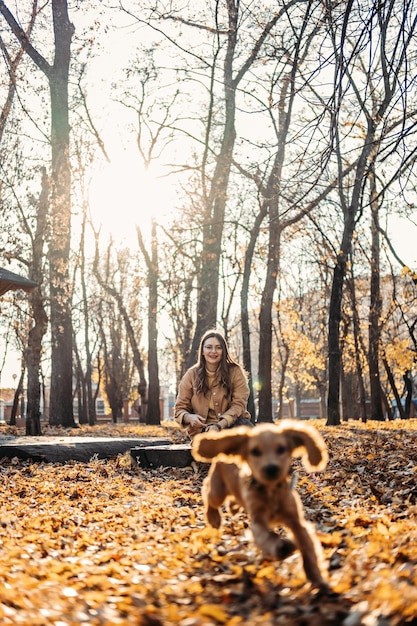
[263,464,280,480]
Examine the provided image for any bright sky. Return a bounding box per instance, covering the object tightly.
[388,216,417,268]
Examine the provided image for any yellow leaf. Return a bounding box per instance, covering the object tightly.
[375,521,389,536]
[333,578,353,594]
[255,565,276,579]
[187,581,204,594]
[319,531,343,546]
[199,603,228,623]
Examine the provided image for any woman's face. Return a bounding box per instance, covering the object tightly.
[202,336,223,370]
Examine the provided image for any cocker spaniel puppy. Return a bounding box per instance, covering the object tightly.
[192,420,329,590]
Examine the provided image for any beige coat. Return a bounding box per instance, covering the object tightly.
[174,364,251,428]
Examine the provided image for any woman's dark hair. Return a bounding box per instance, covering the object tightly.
[194,329,239,396]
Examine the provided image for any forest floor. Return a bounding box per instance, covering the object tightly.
[0,419,416,625]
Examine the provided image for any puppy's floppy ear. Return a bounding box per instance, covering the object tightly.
[279,420,328,472]
[192,426,251,462]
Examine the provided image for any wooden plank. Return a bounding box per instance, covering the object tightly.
[0,436,171,463]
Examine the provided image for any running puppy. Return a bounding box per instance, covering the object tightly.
[192,420,329,589]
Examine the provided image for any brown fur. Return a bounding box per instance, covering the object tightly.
[192,420,329,589]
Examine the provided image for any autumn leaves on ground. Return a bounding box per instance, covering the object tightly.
[0,420,416,626]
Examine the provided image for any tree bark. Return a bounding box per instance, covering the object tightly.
[26,168,49,436]
[327,257,345,425]
[79,212,96,425]
[257,210,281,422]
[403,371,412,419]
[241,206,267,421]
[382,355,405,419]
[137,222,161,425]
[348,268,367,423]
[368,163,384,420]
[9,368,24,425]
[47,0,75,426]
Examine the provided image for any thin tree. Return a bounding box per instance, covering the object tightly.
[25,168,49,435]
[368,159,384,420]
[137,221,160,425]
[93,238,148,419]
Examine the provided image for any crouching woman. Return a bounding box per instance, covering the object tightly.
[174,329,253,438]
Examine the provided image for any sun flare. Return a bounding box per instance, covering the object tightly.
[89,155,176,246]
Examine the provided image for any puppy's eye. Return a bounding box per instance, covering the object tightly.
[250,447,262,457]
[276,445,287,455]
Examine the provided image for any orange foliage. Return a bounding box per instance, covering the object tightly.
[0,419,416,624]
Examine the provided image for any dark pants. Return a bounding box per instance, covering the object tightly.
[232,416,254,428]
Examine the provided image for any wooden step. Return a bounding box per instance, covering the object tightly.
[131,443,194,468]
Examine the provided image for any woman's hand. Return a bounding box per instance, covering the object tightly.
[183,413,205,436]
[202,424,221,433]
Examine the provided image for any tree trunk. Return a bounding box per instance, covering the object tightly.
[319,387,327,419]
[26,317,46,436]
[73,341,87,424]
[368,163,384,420]
[25,168,49,436]
[382,355,405,419]
[381,388,393,421]
[146,220,160,425]
[349,266,367,423]
[327,257,345,425]
[79,212,96,426]
[107,343,124,423]
[276,341,290,421]
[257,73,292,423]
[327,151,376,425]
[10,368,24,426]
[340,357,348,422]
[257,214,281,422]
[403,371,412,418]
[256,21,311,422]
[241,207,267,422]
[48,0,75,426]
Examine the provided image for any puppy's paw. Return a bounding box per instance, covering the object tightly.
[313,581,336,596]
[206,506,222,529]
[275,537,296,560]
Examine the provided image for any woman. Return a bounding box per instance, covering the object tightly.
[174,329,253,438]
